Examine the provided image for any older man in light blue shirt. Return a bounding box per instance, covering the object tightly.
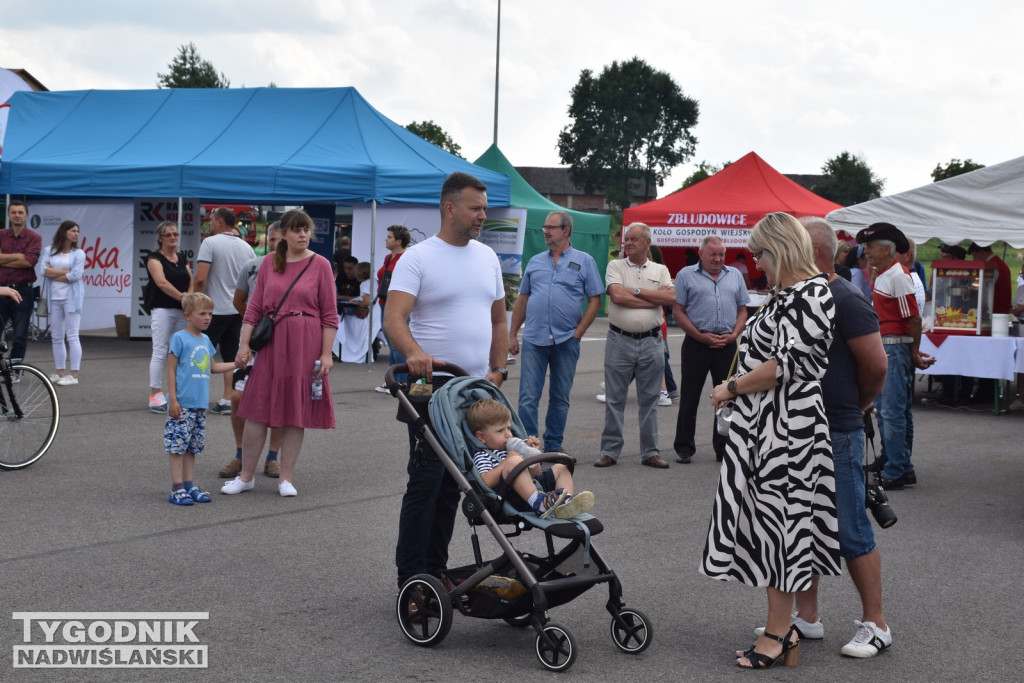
[509,211,603,453]
[672,235,749,464]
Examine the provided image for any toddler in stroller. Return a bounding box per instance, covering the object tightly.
[390,364,651,672]
[467,398,595,520]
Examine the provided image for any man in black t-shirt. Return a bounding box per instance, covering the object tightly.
[335,255,360,299]
[796,218,894,659]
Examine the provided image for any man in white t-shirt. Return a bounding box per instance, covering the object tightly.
[384,172,508,588]
[194,207,255,414]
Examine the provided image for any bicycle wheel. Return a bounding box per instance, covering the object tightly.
[0,364,60,469]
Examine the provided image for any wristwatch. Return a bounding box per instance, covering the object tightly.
[727,379,738,396]
[491,367,509,380]
[633,287,642,296]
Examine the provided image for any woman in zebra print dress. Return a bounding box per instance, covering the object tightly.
[703,212,840,669]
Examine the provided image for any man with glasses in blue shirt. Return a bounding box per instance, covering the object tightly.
[509,211,603,454]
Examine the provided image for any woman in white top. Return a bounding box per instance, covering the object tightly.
[37,220,87,385]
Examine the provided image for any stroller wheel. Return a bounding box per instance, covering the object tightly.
[610,607,653,654]
[396,575,453,647]
[535,622,577,672]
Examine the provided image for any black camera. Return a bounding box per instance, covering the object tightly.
[864,481,897,528]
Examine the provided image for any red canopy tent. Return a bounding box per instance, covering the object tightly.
[623,151,842,276]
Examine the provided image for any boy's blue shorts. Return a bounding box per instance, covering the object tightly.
[164,408,207,456]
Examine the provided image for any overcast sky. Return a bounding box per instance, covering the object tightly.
[2,0,1021,200]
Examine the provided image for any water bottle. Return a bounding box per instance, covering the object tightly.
[311,361,323,401]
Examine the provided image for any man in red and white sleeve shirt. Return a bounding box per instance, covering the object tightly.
[856,223,935,491]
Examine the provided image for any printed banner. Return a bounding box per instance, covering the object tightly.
[650,225,753,249]
[131,199,201,338]
[28,201,135,332]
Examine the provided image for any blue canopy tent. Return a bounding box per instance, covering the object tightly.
[0,87,511,358]
[0,87,510,205]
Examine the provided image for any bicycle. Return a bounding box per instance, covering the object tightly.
[0,340,60,469]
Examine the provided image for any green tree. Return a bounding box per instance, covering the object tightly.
[557,57,699,210]
[157,42,230,88]
[931,158,985,182]
[405,120,463,158]
[681,160,731,189]
[811,152,884,206]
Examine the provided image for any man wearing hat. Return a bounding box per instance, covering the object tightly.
[856,223,935,490]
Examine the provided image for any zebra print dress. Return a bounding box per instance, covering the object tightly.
[700,273,841,592]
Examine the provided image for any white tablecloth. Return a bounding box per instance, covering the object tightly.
[917,334,1024,381]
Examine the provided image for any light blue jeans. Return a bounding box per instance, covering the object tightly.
[518,338,580,452]
[877,343,914,479]
[600,330,664,461]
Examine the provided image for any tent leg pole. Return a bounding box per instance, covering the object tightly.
[367,199,377,368]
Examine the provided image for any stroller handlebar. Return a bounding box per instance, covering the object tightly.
[383,362,469,396]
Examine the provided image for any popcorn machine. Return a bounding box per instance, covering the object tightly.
[931,259,997,335]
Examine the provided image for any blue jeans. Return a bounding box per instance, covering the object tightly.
[379,319,407,384]
[600,331,664,460]
[876,343,914,479]
[0,284,35,362]
[518,338,580,452]
[831,429,876,559]
[395,424,459,587]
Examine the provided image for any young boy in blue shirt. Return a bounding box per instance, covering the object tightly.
[165,293,235,505]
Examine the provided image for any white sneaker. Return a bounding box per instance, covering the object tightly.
[373,383,390,394]
[841,620,891,658]
[49,374,62,382]
[148,392,168,413]
[278,480,298,497]
[756,612,824,639]
[56,375,79,386]
[596,393,606,403]
[221,476,255,494]
[658,390,672,406]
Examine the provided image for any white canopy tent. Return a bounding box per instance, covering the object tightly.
[826,155,1024,247]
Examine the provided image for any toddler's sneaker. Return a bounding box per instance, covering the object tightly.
[169,489,194,506]
[533,489,568,519]
[554,490,595,519]
[187,486,212,503]
[841,620,892,658]
[221,476,255,494]
[149,392,168,413]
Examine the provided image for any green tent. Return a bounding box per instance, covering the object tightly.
[474,144,611,286]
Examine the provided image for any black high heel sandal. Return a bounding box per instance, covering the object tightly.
[737,624,800,669]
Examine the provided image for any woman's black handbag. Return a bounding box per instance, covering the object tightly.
[248,255,315,352]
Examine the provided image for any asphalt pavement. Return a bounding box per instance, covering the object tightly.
[1,318,1021,682]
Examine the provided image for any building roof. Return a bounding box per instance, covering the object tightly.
[3,68,48,91]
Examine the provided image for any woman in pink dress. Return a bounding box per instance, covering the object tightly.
[222,209,338,497]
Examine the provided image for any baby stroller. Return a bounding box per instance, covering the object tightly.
[387,363,652,672]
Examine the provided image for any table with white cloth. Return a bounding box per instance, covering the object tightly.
[917,333,1024,413]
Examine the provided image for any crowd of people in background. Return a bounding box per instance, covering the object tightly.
[6,174,1017,670]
